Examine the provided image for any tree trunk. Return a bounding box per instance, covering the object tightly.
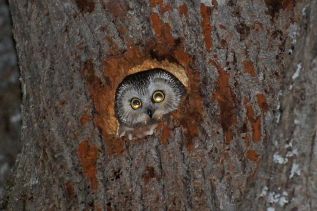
[3,0,317,210]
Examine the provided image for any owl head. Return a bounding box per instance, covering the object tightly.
[115,68,186,127]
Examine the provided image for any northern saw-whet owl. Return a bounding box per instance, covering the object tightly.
[115,68,186,140]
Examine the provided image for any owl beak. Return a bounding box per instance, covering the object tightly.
[146,109,154,118]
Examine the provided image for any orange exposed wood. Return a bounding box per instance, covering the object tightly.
[179,4,188,17]
[81,59,125,155]
[252,117,262,143]
[244,98,262,143]
[173,48,192,67]
[256,93,269,112]
[65,182,76,199]
[200,4,213,51]
[150,0,172,14]
[150,13,175,47]
[77,140,99,191]
[160,4,173,13]
[243,60,257,76]
[105,0,127,18]
[210,59,237,144]
[245,99,255,121]
[150,0,162,7]
[160,124,171,145]
[179,69,204,151]
[245,150,260,161]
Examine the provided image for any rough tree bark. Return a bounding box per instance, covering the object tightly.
[2,0,316,210]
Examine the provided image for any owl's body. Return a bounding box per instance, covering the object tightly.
[115,68,186,140]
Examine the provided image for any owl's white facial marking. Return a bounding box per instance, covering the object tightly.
[115,68,186,130]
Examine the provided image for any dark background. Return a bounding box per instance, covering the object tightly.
[0,0,21,201]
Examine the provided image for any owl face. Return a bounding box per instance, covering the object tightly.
[115,68,186,127]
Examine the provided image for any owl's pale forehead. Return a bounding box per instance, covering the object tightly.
[120,80,170,97]
[116,69,185,99]
[120,70,168,86]
[117,81,148,96]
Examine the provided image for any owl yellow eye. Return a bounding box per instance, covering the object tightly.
[130,98,142,110]
[152,90,165,103]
